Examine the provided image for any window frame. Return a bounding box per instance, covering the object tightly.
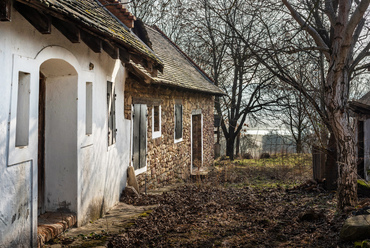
[152,104,161,139]
[107,81,116,146]
[85,82,93,136]
[15,71,31,147]
[7,55,38,166]
[174,103,183,143]
[132,103,148,175]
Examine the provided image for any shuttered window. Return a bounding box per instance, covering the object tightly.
[174,104,183,141]
[107,81,116,146]
[133,104,147,170]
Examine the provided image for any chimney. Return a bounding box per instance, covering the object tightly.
[98,0,136,29]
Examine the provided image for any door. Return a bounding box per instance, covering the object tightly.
[358,121,365,178]
[39,59,78,213]
[192,114,202,169]
[133,104,147,170]
[38,73,46,216]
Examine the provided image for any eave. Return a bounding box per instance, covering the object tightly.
[6,0,163,72]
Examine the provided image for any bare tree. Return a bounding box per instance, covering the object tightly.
[211,0,370,209]
[187,0,286,160]
[279,90,312,153]
[129,0,192,45]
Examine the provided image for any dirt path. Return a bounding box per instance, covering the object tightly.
[111,159,355,247]
[48,158,360,247]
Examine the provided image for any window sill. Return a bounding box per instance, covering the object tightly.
[107,143,116,152]
[152,131,161,139]
[174,138,183,144]
[135,166,147,176]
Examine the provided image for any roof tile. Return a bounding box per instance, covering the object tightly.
[29,0,162,68]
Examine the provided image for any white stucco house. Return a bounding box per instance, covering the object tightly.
[0,0,163,247]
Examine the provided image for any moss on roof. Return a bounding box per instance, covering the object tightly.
[30,0,162,68]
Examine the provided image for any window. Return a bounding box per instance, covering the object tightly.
[174,103,183,142]
[15,72,30,147]
[152,105,161,139]
[107,81,116,146]
[86,82,93,135]
[133,104,147,173]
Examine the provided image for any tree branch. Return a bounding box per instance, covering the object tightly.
[344,0,370,45]
[350,43,370,74]
[286,46,330,54]
[281,0,330,59]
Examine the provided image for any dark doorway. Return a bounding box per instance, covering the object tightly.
[192,114,202,170]
[358,121,365,179]
[133,104,147,170]
[38,59,78,213]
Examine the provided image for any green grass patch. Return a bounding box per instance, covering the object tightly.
[215,154,312,190]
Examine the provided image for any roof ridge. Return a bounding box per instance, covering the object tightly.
[97,0,136,28]
[95,0,129,31]
[151,25,216,86]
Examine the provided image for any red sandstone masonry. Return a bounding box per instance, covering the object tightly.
[125,79,214,189]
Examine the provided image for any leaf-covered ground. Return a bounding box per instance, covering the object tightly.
[109,155,358,247]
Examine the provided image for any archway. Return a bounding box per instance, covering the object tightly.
[38,59,78,214]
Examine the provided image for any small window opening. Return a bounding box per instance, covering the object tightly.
[107,81,116,146]
[86,82,93,135]
[15,72,30,147]
[153,105,160,132]
[174,104,183,141]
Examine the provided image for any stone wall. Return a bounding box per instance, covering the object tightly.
[125,78,215,189]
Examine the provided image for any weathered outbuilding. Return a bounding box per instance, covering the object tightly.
[350,92,370,181]
[125,25,224,188]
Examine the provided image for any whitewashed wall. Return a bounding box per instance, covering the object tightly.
[0,8,130,247]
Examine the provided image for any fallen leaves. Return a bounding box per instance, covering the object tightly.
[110,159,354,247]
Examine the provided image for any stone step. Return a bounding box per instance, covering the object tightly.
[37,212,77,248]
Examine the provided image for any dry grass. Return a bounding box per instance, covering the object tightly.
[214,153,312,189]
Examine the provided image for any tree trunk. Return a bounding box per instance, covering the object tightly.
[326,67,358,209]
[332,118,358,209]
[226,136,235,160]
[325,134,338,190]
[296,140,302,154]
[235,132,240,157]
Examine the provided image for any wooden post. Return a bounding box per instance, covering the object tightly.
[312,145,325,182]
[0,0,11,21]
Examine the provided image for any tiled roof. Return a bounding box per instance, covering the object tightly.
[139,25,224,95]
[349,91,370,114]
[26,0,163,69]
[358,91,370,106]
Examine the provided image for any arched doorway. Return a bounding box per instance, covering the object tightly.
[38,59,78,215]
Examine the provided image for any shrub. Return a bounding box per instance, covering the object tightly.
[242,153,253,159]
[260,153,271,159]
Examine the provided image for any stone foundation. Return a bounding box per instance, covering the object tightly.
[125,79,215,189]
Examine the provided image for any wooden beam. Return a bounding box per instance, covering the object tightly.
[0,0,11,21]
[52,18,80,43]
[119,46,130,63]
[80,30,102,53]
[14,2,51,34]
[103,41,119,59]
